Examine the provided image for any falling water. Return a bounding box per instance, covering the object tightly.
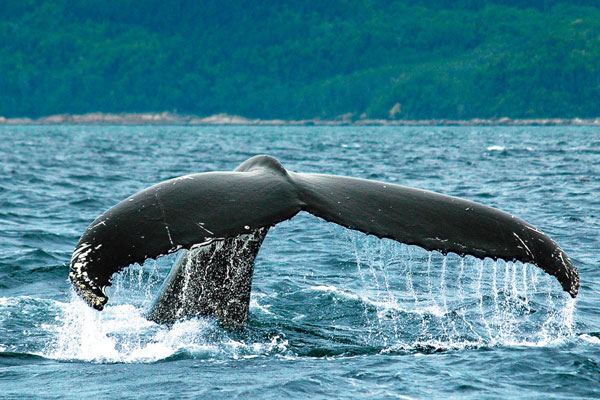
[342,230,576,351]
[42,228,577,363]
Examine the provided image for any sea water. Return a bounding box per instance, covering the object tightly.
[0,125,598,398]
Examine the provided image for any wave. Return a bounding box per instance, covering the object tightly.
[0,264,68,291]
[0,351,49,367]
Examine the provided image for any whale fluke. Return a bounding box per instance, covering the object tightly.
[69,155,579,325]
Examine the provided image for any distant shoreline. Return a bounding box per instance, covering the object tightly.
[1,112,599,127]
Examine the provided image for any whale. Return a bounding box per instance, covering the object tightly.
[69,155,579,326]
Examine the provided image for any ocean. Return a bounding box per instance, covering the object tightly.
[0,125,598,399]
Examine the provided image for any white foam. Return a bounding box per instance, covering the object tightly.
[41,293,288,363]
[249,297,274,315]
[487,145,505,151]
[579,334,600,344]
[308,285,359,300]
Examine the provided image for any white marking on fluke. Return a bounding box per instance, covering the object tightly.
[165,225,174,247]
[196,222,214,235]
[91,220,106,230]
[512,232,534,259]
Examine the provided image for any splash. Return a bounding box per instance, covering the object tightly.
[42,291,288,363]
[41,254,288,363]
[342,231,577,351]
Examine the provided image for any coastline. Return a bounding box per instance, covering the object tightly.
[1,112,599,126]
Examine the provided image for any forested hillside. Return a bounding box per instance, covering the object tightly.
[1,0,599,119]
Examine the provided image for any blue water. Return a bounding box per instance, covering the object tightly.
[1,125,599,399]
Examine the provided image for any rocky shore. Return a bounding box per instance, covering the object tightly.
[1,112,599,126]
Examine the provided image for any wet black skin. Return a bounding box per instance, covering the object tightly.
[69,155,579,326]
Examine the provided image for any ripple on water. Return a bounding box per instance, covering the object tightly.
[0,126,598,398]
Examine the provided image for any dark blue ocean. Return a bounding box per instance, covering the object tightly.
[0,125,599,399]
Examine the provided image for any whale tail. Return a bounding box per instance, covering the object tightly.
[148,228,268,326]
[69,155,578,325]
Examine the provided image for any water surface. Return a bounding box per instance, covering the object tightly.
[0,126,599,399]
